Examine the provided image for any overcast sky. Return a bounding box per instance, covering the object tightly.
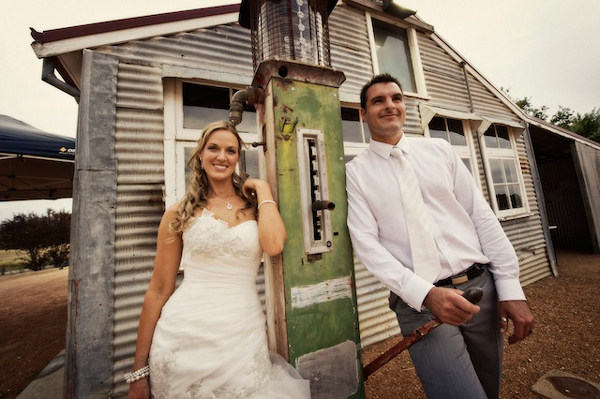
[1,0,599,221]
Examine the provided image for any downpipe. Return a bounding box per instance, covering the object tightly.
[42,57,81,103]
[229,86,265,126]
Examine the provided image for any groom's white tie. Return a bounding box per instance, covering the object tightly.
[391,146,441,283]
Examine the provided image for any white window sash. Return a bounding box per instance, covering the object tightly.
[366,12,426,97]
[164,80,261,207]
[480,129,529,217]
[423,115,481,190]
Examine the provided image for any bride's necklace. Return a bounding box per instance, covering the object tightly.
[212,193,237,210]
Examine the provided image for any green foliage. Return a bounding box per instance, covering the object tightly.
[570,108,600,143]
[0,210,71,271]
[550,106,574,128]
[550,106,600,143]
[514,96,549,121]
[502,87,600,144]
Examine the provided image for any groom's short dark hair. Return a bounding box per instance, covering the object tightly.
[360,74,404,110]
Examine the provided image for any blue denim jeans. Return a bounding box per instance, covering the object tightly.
[389,268,503,399]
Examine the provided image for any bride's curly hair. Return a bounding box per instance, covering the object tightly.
[170,121,256,235]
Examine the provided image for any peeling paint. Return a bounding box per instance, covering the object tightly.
[296,340,360,398]
[291,276,352,309]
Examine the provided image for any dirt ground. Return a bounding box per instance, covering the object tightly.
[363,250,600,398]
[0,268,68,399]
[1,250,599,399]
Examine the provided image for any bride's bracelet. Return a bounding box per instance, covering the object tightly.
[258,200,277,210]
[124,365,150,383]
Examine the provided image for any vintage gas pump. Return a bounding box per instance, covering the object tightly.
[233,1,365,398]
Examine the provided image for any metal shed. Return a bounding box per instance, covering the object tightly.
[30,1,562,397]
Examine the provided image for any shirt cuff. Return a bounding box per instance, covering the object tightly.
[402,274,435,311]
[494,278,526,302]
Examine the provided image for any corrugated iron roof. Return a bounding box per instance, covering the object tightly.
[30,4,240,44]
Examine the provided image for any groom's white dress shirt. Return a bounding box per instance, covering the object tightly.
[345,135,526,311]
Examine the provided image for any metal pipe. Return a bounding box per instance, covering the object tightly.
[42,57,80,102]
[312,200,335,211]
[461,61,494,204]
[229,86,265,126]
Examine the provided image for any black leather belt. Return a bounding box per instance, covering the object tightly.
[434,263,487,287]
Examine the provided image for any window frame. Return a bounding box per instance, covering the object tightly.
[163,79,263,207]
[366,13,428,98]
[425,115,482,190]
[480,125,529,218]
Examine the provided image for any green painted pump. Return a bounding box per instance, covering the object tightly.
[233,1,365,398]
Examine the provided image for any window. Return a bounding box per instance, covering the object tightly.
[163,81,263,206]
[428,116,479,178]
[371,18,417,93]
[182,83,257,135]
[341,108,370,143]
[341,107,371,162]
[481,124,527,217]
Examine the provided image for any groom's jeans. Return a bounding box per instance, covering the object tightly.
[389,267,503,399]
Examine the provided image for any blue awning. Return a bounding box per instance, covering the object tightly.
[0,114,75,160]
[0,115,75,201]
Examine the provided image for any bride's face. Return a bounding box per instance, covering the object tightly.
[199,129,240,183]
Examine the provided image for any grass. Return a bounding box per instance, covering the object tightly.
[0,250,28,271]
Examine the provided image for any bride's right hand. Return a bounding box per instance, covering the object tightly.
[127,378,150,399]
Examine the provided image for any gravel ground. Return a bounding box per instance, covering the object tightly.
[362,250,600,398]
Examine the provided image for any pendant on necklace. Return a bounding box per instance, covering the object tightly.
[226,202,233,210]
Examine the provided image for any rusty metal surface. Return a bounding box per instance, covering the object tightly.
[246,0,332,69]
[252,59,345,89]
[548,377,599,399]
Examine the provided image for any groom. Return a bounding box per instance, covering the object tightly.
[345,74,534,398]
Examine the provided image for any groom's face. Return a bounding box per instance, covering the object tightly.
[361,82,406,145]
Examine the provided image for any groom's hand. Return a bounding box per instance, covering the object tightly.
[424,287,480,326]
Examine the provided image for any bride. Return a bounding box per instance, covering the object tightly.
[127,121,311,398]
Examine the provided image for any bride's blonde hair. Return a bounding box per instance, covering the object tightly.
[170,121,255,234]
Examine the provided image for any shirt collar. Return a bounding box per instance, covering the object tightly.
[369,135,410,159]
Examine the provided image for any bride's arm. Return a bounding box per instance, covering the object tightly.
[127,204,183,399]
[243,179,287,256]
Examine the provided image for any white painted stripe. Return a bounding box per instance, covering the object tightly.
[291,276,353,309]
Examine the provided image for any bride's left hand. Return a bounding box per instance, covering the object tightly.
[242,178,270,199]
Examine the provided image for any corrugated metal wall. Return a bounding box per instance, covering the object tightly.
[111,62,166,396]
[464,69,551,286]
[574,141,600,253]
[329,4,372,98]
[418,30,550,285]
[82,7,553,394]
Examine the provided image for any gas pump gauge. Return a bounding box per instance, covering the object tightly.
[297,128,334,255]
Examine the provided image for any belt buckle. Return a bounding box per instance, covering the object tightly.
[451,275,469,285]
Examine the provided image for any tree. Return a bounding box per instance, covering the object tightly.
[570,108,600,143]
[0,210,71,270]
[502,88,600,144]
[550,106,574,128]
[514,96,549,121]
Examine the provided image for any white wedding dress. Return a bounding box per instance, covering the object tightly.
[149,209,311,399]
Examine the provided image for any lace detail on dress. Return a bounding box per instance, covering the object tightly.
[208,350,284,399]
[182,210,259,260]
[150,349,178,399]
[183,380,204,399]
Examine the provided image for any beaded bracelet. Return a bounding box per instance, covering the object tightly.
[257,200,277,210]
[124,365,150,383]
